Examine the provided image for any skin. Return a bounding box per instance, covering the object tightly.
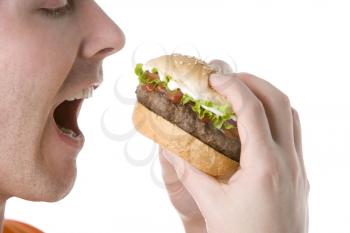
[160,67,309,232]
[0,0,124,230]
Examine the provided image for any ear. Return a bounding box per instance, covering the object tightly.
[208,59,233,75]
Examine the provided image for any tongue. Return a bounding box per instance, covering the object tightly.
[53,100,82,135]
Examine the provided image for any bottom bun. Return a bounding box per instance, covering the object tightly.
[132,102,240,177]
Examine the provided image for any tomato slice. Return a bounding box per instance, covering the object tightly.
[201,116,211,123]
[142,84,155,92]
[145,71,160,81]
[167,89,183,104]
[156,84,167,94]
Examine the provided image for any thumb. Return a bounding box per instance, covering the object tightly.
[159,148,184,194]
[160,149,221,207]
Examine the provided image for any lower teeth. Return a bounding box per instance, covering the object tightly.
[59,126,78,138]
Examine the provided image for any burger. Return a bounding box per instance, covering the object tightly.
[132,54,240,177]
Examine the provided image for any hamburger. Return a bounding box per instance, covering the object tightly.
[132,54,240,177]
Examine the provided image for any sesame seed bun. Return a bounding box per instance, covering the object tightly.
[146,54,232,110]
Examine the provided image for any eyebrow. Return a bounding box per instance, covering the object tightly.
[40,0,68,8]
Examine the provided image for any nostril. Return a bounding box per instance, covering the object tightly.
[99,47,115,56]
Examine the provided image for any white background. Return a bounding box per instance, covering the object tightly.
[5,0,350,232]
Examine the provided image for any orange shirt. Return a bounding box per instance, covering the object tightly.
[3,220,43,233]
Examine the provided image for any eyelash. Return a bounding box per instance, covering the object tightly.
[41,0,74,18]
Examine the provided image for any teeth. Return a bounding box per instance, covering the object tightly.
[59,125,78,138]
[66,87,93,101]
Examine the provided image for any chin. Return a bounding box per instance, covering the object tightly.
[23,175,77,203]
[41,160,78,203]
[44,173,77,203]
[15,160,78,203]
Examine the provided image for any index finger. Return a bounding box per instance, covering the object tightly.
[209,74,273,149]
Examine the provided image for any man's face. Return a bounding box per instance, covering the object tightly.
[0,0,125,202]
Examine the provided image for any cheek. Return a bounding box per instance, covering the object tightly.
[0,14,81,198]
[0,12,80,103]
[0,14,80,139]
[0,39,63,149]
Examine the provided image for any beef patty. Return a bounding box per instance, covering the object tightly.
[136,85,241,162]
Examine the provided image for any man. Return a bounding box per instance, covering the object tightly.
[0,0,309,233]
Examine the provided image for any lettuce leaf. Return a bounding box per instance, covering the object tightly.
[151,67,158,73]
[181,93,194,105]
[135,63,236,130]
[185,96,235,129]
[135,63,147,84]
[135,63,144,76]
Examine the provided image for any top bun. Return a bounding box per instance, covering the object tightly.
[146,54,231,108]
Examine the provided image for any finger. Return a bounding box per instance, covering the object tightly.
[291,108,303,156]
[159,148,185,194]
[209,74,273,150]
[160,149,205,219]
[161,149,220,210]
[208,59,233,74]
[238,73,294,148]
[291,108,307,175]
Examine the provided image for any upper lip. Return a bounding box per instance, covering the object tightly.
[52,81,102,111]
[52,61,104,111]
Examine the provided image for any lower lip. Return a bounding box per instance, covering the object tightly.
[51,113,85,151]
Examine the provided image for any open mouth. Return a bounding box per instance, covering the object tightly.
[53,99,84,139]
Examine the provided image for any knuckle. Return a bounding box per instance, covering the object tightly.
[292,108,300,121]
[277,93,291,107]
[214,75,237,91]
[254,157,280,183]
[290,164,303,186]
[247,99,265,115]
[291,107,299,116]
[237,72,256,81]
[255,168,280,189]
[306,179,310,192]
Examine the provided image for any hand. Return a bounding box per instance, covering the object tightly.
[160,71,309,233]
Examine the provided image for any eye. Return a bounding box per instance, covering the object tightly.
[41,0,74,18]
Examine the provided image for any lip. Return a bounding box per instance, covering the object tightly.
[53,83,101,111]
[51,101,85,151]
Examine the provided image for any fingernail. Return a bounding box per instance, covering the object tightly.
[209,74,221,89]
[161,149,176,165]
[209,73,231,90]
[209,74,222,85]
[161,150,186,176]
[210,73,239,90]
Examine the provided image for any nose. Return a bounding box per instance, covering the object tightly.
[79,2,125,60]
